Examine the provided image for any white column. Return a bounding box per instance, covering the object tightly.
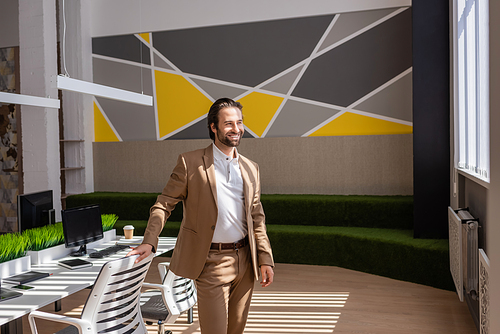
[18,0,61,220]
[488,0,500,333]
[58,0,94,195]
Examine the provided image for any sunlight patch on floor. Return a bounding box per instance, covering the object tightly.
[245,292,346,333]
[63,305,84,316]
[63,291,347,334]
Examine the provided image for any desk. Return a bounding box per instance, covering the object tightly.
[0,236,176,334]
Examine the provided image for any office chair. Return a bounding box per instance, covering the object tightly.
[140,262,197,334]
[28,253,154,334]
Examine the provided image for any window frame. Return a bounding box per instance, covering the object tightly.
[452,0,490,184]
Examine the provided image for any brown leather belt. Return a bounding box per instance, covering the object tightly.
[210,236,248,250]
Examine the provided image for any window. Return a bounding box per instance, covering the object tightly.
[453,0,489,182]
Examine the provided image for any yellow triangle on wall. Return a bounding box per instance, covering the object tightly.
[155,71,212,138]
[237,92,283,137]
[310,112,413,136]
[139,33,150,44]
[94,102,120,142]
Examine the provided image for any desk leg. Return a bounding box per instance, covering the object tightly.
[55,299,62,312]
[187,308,193,324]
[1,317,22,334]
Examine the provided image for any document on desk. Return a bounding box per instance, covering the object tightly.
[116,237,143,246]
[58,258,93,270]
[2,271,50,285]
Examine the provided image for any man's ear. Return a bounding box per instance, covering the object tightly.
[210,123,217,134]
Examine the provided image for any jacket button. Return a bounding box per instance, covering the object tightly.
[211,225,215,230]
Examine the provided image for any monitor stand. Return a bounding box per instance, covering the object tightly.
[70,244,97,257]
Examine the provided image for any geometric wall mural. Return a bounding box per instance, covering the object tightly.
[92,7,412,142]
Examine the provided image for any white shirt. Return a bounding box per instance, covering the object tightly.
[211,143,247,243]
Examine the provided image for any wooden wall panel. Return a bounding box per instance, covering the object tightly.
[93,134,413,195]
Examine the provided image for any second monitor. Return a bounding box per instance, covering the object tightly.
[18,190,55,232]
[62,204,103,257]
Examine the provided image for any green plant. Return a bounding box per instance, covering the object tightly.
[101,214,119,231]
[22,223,65,251]
[20,214,118,252]
[0,232,29,263]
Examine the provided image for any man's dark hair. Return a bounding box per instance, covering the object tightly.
[207,98,243,141]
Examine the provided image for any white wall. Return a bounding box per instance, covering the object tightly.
[18,0,62,220]
[90,0,411,37]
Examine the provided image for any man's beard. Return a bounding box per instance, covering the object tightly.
[217,129,241,147]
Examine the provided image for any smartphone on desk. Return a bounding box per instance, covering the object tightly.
[11,284,34,290]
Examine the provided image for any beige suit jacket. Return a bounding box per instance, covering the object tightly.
[142,144,274,281]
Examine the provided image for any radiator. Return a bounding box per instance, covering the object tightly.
[448,207,480,301]
[460,210,479,299]
[479,249,489,334]
[448,207,463,301]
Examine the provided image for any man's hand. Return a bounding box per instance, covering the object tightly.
[260,265,274,288]
[126,243,153,263]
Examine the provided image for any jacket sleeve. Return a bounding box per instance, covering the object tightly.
[142,154,188,251]
[251,165,274,268]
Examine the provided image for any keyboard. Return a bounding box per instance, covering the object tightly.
[89,244,130,258]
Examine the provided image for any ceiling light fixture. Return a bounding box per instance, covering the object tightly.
[57,0,152,107]
[56,75,153,106]
[0,91,60,109]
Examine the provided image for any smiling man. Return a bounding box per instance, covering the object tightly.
[128,98,274,334]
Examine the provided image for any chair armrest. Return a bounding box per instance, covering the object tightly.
[29,311,92,334]
[142,282,167,291]
[157,262,170,282]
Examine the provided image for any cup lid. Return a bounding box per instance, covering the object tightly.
[123,225,134,230]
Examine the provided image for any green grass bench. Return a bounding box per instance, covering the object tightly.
[66,192,453,291]
[66,193,414,229]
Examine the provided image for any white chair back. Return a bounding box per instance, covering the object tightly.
[81,253,154,334]
[161,269,197,321]
[140,262,197,329]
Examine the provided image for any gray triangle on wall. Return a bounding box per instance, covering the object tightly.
[262,66,304,95]
[319,8,400,52]
[266,99,340,137]
[355,71,412,122]
[153,52,174,70]
[191,78,248,100]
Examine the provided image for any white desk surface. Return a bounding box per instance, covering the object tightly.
[0,236,176,327]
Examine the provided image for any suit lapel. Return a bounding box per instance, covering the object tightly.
[203,145,218,208]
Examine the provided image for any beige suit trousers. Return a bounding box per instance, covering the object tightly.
[195,244,254,334]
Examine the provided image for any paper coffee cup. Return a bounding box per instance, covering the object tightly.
[123,225,134,239]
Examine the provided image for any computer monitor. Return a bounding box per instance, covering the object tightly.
[17,190,55,232]
[62,204,104,257]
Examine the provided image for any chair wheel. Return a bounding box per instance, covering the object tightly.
[164,331,172,334]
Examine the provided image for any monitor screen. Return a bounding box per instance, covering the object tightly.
[17,190,54,232]
[62,204,103,256]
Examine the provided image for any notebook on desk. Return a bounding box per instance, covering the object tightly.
[0,287,23,302]
[2,271,50,285]
[58,258,93,270]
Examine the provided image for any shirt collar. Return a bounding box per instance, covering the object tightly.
[213,143,239,162]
